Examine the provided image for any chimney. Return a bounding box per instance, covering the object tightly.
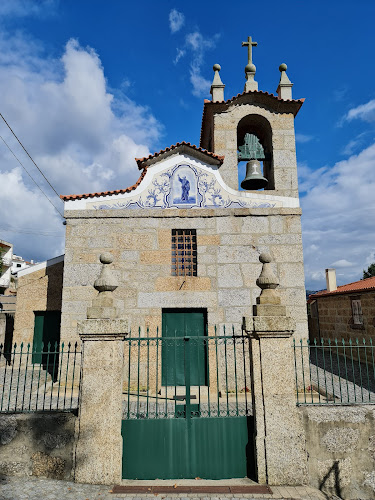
[325,268,337,292]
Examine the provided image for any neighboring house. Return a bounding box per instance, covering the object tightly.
[12,255,64,348]
[308,268,375,345]
[11,255,38,275]
[0,239,13,294]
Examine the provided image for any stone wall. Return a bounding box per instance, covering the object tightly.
[13,261,64,345]
[312,292,375,364]
[212,104,298,197]
[0,412,76,479]
[61,207,308,346]
[301,405,375,499]
[314,292,375,341]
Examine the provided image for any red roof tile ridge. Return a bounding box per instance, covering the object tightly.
[203,90,305,106]
[310,275,375,298]
[60,168,147,201]
[135,142,224,169]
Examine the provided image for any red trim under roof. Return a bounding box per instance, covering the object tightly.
[60,168,147,201]
[135,141,224,170]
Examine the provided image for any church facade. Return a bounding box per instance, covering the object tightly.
[60,50,308,350]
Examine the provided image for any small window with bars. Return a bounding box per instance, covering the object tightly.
[171,229,197,276]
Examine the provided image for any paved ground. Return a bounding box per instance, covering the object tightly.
[0,477,329,500]
[297,349,375,405]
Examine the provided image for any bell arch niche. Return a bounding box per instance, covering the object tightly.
[237,114,274,191]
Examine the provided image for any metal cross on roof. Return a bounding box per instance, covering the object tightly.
[242,36,257,65]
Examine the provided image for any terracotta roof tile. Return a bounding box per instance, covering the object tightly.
[60,168,147,201]
[135,141,224,169]
[204,89,305,106]
[200,90,305,147]
[309,276,375,299]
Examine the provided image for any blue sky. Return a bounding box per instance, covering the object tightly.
[0,0,374,289]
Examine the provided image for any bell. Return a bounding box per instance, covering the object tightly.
[241,159,268,190]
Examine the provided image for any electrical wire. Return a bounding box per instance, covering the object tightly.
[0,225,64,237]
[0,134,64,218]
[0,112,61,199]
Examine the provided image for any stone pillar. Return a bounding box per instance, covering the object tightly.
[0,312,6,347]
[75,253,128,485]
[276,63,293,100]
[244,253,307,485]
[210,64,225,102]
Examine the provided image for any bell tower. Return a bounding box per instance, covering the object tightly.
[200,37,304,197]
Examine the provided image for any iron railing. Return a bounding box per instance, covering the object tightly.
[294,338,375,405]
[0,342,81,413]
[123,326,252,420]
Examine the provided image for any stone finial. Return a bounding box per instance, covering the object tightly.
[244,63,258,92]
[87,253,119,319]
[210,63,225,102]
[94,253,118,292]
[256,253,281,305]
[276,63,293,100]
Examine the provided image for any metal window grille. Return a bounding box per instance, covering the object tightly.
[171,229,197,276]
[351,298,363,325]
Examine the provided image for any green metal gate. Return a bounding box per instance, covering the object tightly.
[122,315,254,480]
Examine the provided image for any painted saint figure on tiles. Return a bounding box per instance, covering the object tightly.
[178,175,190,202]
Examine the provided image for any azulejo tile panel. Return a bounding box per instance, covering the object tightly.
[88,163,281,210]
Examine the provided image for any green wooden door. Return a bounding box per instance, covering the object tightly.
[32,311,61,376]
[162,309,206,386]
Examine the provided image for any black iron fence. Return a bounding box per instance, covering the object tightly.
[0,342,81,413]
[123,326,252,420]
[294,338,375,405]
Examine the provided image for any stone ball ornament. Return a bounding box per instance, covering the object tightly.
[94,252,118,293]
[256,252,279,290]
[259,252,272,264]
[279,63,287,72]
[99,252,113,264]
[213,63,221,71]
[245,63,256,73]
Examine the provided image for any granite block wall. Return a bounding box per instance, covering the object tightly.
[315,292,375,342]
[301,405,375,499]
[13,261,64,345]
[61,206,308,346]
[0,412,76,479]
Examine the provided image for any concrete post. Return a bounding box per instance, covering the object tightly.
[74,253,128,485]
[244,253,307,485]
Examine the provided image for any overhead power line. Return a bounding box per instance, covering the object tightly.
[0,112,61,199]
[0,134,64,218]
[0,225,64,237]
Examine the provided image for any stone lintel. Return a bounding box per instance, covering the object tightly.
[78,318,129,338]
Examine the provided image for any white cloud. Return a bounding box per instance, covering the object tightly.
[300,143,375,289]
[0,167,65,259]
[345,99,375,122]
[189,68,211,98]
[169,9,185,34]
[184,31,219,97]
[174,48,185,65]
[295,133,314,143]
[331,259,354,268]
[0,34,162,261]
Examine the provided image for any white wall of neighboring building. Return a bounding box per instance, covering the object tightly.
[11,255,38,275]
[0,240,13,290]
